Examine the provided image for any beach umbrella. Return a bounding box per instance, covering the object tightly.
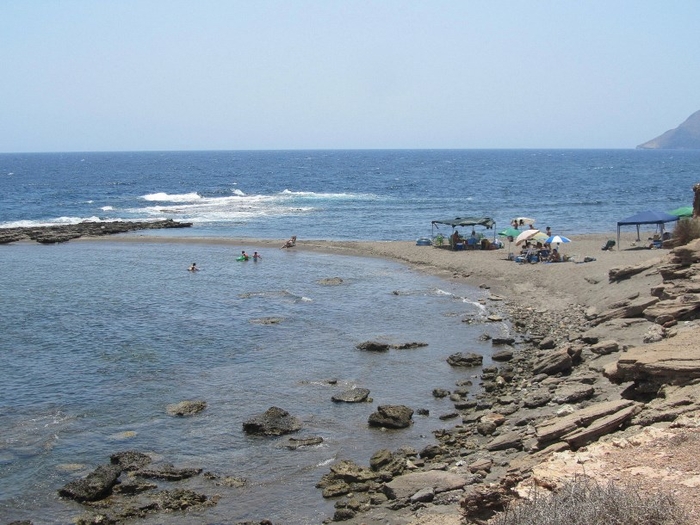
[512,217,535,227]
[515,229,541,246]
[546,235,571,245]
[498,227,520,238]
[668,206,693,218]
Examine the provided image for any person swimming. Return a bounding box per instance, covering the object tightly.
[188,262,199,271]
[240,250,249,261]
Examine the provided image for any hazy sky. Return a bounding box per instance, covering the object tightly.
[1,1,698,152]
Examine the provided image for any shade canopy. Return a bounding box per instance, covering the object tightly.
[616,210,679,249]
[668,206,693,218]
[431,217,495,229]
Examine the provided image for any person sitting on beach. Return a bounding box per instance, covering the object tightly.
[451,230,461,249]
[188,262,199,271]
[281,235,297,249]
[253,251,262,261]
[548,249,562,262]
[241,250,250,261]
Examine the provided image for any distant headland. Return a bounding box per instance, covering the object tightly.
[637,109,700,149]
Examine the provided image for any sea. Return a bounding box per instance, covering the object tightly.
[1,149,699,524]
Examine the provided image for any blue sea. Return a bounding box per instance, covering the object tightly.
[1,150,699,524]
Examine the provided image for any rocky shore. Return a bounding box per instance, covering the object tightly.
[8,233,700,525]
[0,219,191,244]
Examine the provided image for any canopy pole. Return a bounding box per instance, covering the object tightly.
[617,224,620,251]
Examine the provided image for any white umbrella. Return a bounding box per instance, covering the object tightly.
[515,229,541,246]
[546,235,571,244]
[512,217,536,227]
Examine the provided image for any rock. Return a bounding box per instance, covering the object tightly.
[317,277,344,286]
[410,487,435,503]
[383,471,467,500]
[390,341,428,349]
[0,219,191,245]
[593,296,660,325]
[532,349,572,376]
[468,458,492,473]
[608,260,659,282]
[155,488,209,511]
[242,407,302,436]
[432,388,450,398]
[562,404,641,449]
[356,341,390,352]
[166,400,207,417]
[485,431,523,451]
[538,336,556,350]
[135,463,202,481]
[332,388,370,403]
[112,480,157,495]
[446,352,483,367]
[535,399,637,445]
[523,390,552,408]
[368,405,414,429]
[491,337,515,346]
[492,349,514,362]
[58,464,122,502]
[286,436,324,449]
[551,384,595,404]
[643,294,700,324]
[590,340,620,355]
[110,451,152,471]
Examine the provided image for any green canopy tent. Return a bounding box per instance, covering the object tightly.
[431,217,496,248]
[668,206,693,218]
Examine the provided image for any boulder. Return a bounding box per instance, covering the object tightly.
[446,352,483,368]
[492,349,514,362]
[242,407,302,436]
[356,341,390,352]
[485,431,523,451]
[590,340,620,355]
[643,294,700,324]
[592,296,660,325]
[383,471,467,501]
[286,436,324,449]
[368,405,414,429]
[532,349,572,376]
[166,400,207,417]
[332,388,371,403]
[58,464,122,502]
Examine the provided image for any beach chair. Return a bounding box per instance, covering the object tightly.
[466,237,479,250]
[601,239,615,251]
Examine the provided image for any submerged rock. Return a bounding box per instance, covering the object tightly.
[58,464,122,502]
[166,400,207,417]
[332,388,371,403]
[243,406,302,436]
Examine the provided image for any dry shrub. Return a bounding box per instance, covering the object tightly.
[672,217,700,246]
[490,476,689,525]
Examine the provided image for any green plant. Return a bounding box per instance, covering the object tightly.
[672,217,700,246]
[490,476,688,525]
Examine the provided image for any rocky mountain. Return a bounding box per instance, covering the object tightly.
[637,109,700,149]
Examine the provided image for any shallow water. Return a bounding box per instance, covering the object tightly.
[0,241,503,524]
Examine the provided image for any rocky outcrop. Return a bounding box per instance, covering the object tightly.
[242,406,302,436]
[332,388,371,403]
[368,405,414,429]
[0,219,191,244]
[166,400,207,417]
[58,464,122,502]
[446,352,483,367]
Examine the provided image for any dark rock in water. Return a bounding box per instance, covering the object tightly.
[446,352,483,368]
[0,219,192,245]
[135,463,202,481]
[112,480,157,495]
[491,337,515,346]
[7,522,33,525]
[286,436,324,449]
[356,341,390,352]
[432,388,450,398]
[110,451,152,471]
[243,406,302,436]
[166,400,207,417]
[155,488,209,511]
[368,405,413,429]
[332,387,371,403]
[58,464,122,502]
[249,317,284,325]
[389,341,428,349]
[317,277,344,286]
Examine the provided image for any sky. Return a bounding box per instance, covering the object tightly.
[1,1,699,152]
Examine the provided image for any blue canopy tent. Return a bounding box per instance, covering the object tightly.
[616,210,679,250]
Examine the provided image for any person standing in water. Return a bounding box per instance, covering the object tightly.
[188,262,199,271]
[253,251,262,261]
[240,250,250,261]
